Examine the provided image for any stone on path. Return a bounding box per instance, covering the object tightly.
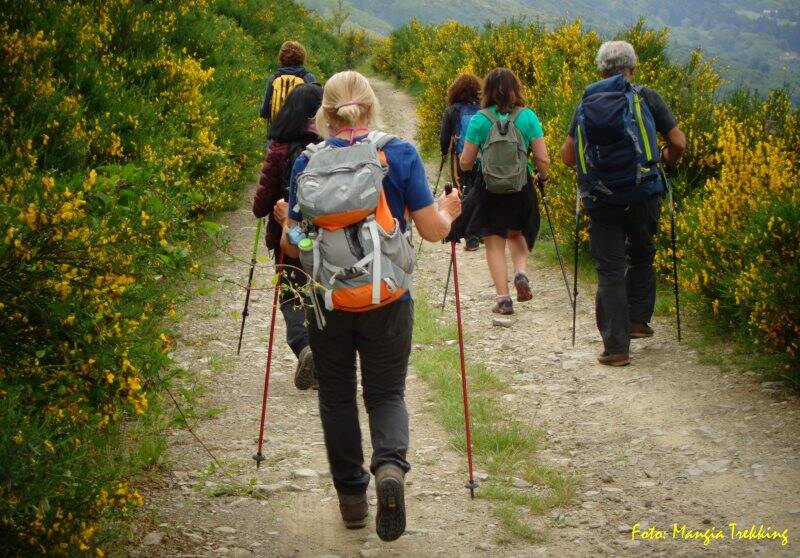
[291,468,319,479]
[251,482,302,497]
[142,531,164,546]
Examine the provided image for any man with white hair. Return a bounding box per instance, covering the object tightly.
[560,40,686,366]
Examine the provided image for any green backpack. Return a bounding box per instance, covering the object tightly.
[480,107,528,194]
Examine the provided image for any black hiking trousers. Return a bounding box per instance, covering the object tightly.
[307,299,413,495]
[278,255,309,358]
[587,195,661,355]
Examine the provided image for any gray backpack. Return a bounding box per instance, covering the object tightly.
[480,107,528,194]
[295,131,415,326]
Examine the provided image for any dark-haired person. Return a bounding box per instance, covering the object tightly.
[253,83,323,389]
[459,68,550,315]
[259,40,317,123]
[440,74,482,250]
[560,41,685,366]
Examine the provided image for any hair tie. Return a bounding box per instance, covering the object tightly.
[334,101,361,110]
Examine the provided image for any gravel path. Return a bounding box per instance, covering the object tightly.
[129,79,800,558]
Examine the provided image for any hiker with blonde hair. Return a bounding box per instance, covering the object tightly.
[278,70,461,541]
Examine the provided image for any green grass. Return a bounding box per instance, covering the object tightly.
[682,293,797,386]
[411,292,575,542]
[494,503,545,542]
[412,295,459,344]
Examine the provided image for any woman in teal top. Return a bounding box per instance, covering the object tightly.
[458,68,551,315]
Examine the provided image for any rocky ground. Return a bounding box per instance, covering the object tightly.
[127,79,800,557]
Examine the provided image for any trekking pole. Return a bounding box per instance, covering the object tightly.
[660,167,682,342]
[237,218,264,355]
[417,155,448,256]
[432,153,447,197]
[441,255,453,311]
[445,183,478,499]
[439,180,456,311]
[537,180,573,306]
[253,251,284,468]
[571,187,580,348]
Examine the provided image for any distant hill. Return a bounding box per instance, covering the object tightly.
[300,0,800,100]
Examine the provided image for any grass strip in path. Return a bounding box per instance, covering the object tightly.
[411,293,577,543]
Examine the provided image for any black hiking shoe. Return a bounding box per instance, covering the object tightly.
[375,463,406,541]
[513,272,532,302]
[492,298,513,315]
[630,322,654,339]
[337,492,368,529]
[294,346,315,390]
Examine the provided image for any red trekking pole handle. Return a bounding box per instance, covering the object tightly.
[253,251,284,468]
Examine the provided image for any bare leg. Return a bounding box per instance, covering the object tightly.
[508,232,529,275]
[484,235,509,296]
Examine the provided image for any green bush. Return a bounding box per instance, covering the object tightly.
[0,0,357,553]
[374,18,800,378]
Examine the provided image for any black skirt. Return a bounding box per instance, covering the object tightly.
[449,171,541,252]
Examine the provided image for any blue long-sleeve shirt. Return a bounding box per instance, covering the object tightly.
[259,66,316,120]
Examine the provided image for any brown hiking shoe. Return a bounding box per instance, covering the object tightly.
[513,273,533,302]
[337,492,368,529]
[294,346,315,390]
[598,351,630,366]
[630,322,654,339]
[375,463,406,542]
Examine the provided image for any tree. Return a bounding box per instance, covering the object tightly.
[330,0,350,37]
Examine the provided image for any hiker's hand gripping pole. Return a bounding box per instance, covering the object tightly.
[536,177,573,306]
[237,218,264,355]
[659,167,682,342]
[253,251,284,468]
[445,183,478,498]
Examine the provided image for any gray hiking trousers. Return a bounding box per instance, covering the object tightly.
[307,299,413,495]
[587,195,661,354]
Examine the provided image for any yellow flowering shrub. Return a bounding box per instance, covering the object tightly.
[1,0,357,553]
[677,97,799,364]
[375,18,799,375]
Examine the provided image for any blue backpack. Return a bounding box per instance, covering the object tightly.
[574,74,659,196]
[454,102,480,156]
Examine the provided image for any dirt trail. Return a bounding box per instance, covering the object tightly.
[130,79,526,558]
[130,79,800,557]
